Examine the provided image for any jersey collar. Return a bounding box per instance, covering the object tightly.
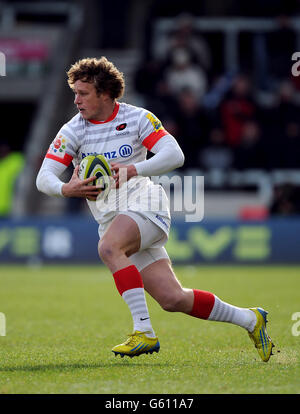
[88,102,120,124]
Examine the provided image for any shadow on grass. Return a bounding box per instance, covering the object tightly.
[0,360,174,372]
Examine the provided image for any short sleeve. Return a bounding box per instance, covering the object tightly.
[139,110,169,151]
[45,124,78,167]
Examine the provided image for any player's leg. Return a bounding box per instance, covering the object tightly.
[98,213,157,338]
[142,258,255,329]
[99,213,177,357]
[98,213,140,273]
[141,256,274,361]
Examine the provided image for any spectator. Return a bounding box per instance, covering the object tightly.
[200,127,234,170]
[266,15,296,84]
[281,121,300,169]
[219,74,258,147]
[134,59,179,121]
[161,12,212,72]
[163,48,208,101]
[270,184,300,215]
[233,121,267,170]
[134,58,164,103]
[0,141,24,216]
[174,87,210,170]
[275,80,299,127]
[262,80,300,168]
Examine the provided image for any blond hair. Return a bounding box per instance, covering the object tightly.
[67,56,125,100]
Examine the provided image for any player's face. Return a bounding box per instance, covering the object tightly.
[73,80,108,121]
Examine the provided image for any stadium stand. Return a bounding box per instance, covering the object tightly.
[1,0,300,220]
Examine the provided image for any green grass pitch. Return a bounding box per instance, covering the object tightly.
[0,265,299,394]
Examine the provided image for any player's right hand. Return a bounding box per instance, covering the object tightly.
[61,165,101,200]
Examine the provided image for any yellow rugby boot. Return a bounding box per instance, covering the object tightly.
[112,331,160,358]
[248,307,274,362]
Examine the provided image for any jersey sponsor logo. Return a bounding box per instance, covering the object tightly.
[48,134,67,158]
[82,151,117,160]
[116,131,130,136]
[119,144,132,158]
[146,113,163,132]
[116,123,127,131]
[81,151,98,159]
[81,145,132,160]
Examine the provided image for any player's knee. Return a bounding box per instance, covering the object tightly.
[160,291,186,313]
[98,239,119,263]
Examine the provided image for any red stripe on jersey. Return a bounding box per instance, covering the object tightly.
[189,289,215,320]
[113,265,144,296]
[45,152,73,167]
[88,102,120,124]
[142,129,169,151]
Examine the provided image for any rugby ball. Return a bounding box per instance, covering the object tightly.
[78,154,112,201]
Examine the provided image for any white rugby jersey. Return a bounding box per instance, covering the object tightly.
[44,102,175,230]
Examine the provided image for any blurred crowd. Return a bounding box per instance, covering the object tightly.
[134,13,300,174]
[132,11,300,215]
[2,3,300,217]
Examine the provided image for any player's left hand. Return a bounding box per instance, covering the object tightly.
[110,162,137,188]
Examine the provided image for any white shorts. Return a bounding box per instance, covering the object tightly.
[98,211,170,271]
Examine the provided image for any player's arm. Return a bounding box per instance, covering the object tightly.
[134,110,185,176]
[36,157,67,196]
[133,134,185,176]
[36,126,101,200]
[110,111,184,184]
[36,157,100,200]
[110,135,184,187]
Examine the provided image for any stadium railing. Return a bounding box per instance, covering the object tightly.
[152,16,300,72]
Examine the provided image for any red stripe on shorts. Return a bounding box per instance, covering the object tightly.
[113,265,144,296]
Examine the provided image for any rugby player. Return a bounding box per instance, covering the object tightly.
[36,57,274,361]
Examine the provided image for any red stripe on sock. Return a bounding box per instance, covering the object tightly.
[190,289,215,320]
[113,265,144,296]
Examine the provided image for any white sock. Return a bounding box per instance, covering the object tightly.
[122,288,156,337]
[208,295,257,332]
